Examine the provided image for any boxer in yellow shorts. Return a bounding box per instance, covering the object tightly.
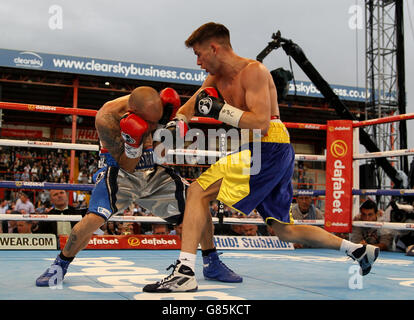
[197,117,294,225]
[144,22,379,293]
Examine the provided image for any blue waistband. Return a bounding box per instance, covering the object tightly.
[99,149,155,170]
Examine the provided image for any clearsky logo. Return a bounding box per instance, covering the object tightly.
[14,51,43,68]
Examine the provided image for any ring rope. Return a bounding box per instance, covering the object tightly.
[0,213,263,225]
[1,214,413,231]
[0,101,329,130]
[168,149,327,162]
[2,101,414,233]
[0,139,99,151]
[1,181,413,197]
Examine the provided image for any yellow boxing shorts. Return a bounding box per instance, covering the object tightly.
[197,119,295,225]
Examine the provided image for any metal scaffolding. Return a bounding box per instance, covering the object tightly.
[365,0,407,197]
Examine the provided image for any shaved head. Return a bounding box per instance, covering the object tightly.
[127,86,163,123]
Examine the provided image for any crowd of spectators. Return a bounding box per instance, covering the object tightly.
[0,148,101,185]
[0,147,413,255]
[0,147,71,183]
[1,193,413,255]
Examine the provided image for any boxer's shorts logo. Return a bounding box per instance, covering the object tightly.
[95,171,105,184]
[97,207,111,217]
[128,237,140,246]
[330,140,348,158]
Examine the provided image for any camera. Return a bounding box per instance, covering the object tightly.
[390,201,414,223]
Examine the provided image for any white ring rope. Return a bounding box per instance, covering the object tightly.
[168,149,327,162]
[1,214,413,231]
[354,148,414,160]
[0,213,263,225]
[0,139,99,151]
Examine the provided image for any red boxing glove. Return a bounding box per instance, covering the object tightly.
[120,112,149,158]
[159,87,181,125]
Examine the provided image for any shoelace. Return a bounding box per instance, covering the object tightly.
[158,262,178,284]
[210,253,235,274]
[217,260,235,273]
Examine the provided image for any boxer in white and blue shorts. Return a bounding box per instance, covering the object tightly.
[90,148,187,225]
[35,86,241,288]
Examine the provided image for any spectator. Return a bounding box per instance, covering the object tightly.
[77,168,89,184]
[34,190,87,237]
[169,223,183,239]
[0,200,10,233]
[133,204,144,216]
[34,198,47,214]
[17,220,33,234]
[248,209,269,235]
[213,211,242,236]
[0,199,9,214]
[149,224,169,235]
[131,223,142,235]
[291,195,324,221]
[30,162,40,181]
[105,221,119,235]
[2,210,19,233]
[74,192,88,209]
[15,192,35,214]
[39,190,50,203]
[350,199,393,251]
[240,224,259,236]
[119,222,135,235]
[266,225,276,236]
[210,202,219,217]
[21,168,30,181]
[291,194,324,249]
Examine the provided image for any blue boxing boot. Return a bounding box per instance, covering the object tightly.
[36,254,72,287]
[202,251,243,283]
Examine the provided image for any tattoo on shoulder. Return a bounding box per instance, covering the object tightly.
[96,114,124,160]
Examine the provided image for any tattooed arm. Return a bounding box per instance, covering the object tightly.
[95,95,141,172]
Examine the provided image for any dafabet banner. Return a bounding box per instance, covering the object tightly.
[325,120,353,233]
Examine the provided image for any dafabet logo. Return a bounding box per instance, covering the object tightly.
[330,140,348,158]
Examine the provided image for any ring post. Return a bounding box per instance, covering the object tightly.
[324,120,353,233]
[352,122,360,220]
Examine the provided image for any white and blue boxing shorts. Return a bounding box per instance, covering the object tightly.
[89,149,188,225]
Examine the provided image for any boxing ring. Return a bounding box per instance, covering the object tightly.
[1,249,413,300]
[0,101,414,302]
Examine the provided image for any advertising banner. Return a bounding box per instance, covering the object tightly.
[0,48,385,102]
[213,236,294,250]
[59,234,294,250]
[59,234,181,250]
[325,120,353,233]
[0,234,57,250]
[1,128,44,139]
[0,48,207,85]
